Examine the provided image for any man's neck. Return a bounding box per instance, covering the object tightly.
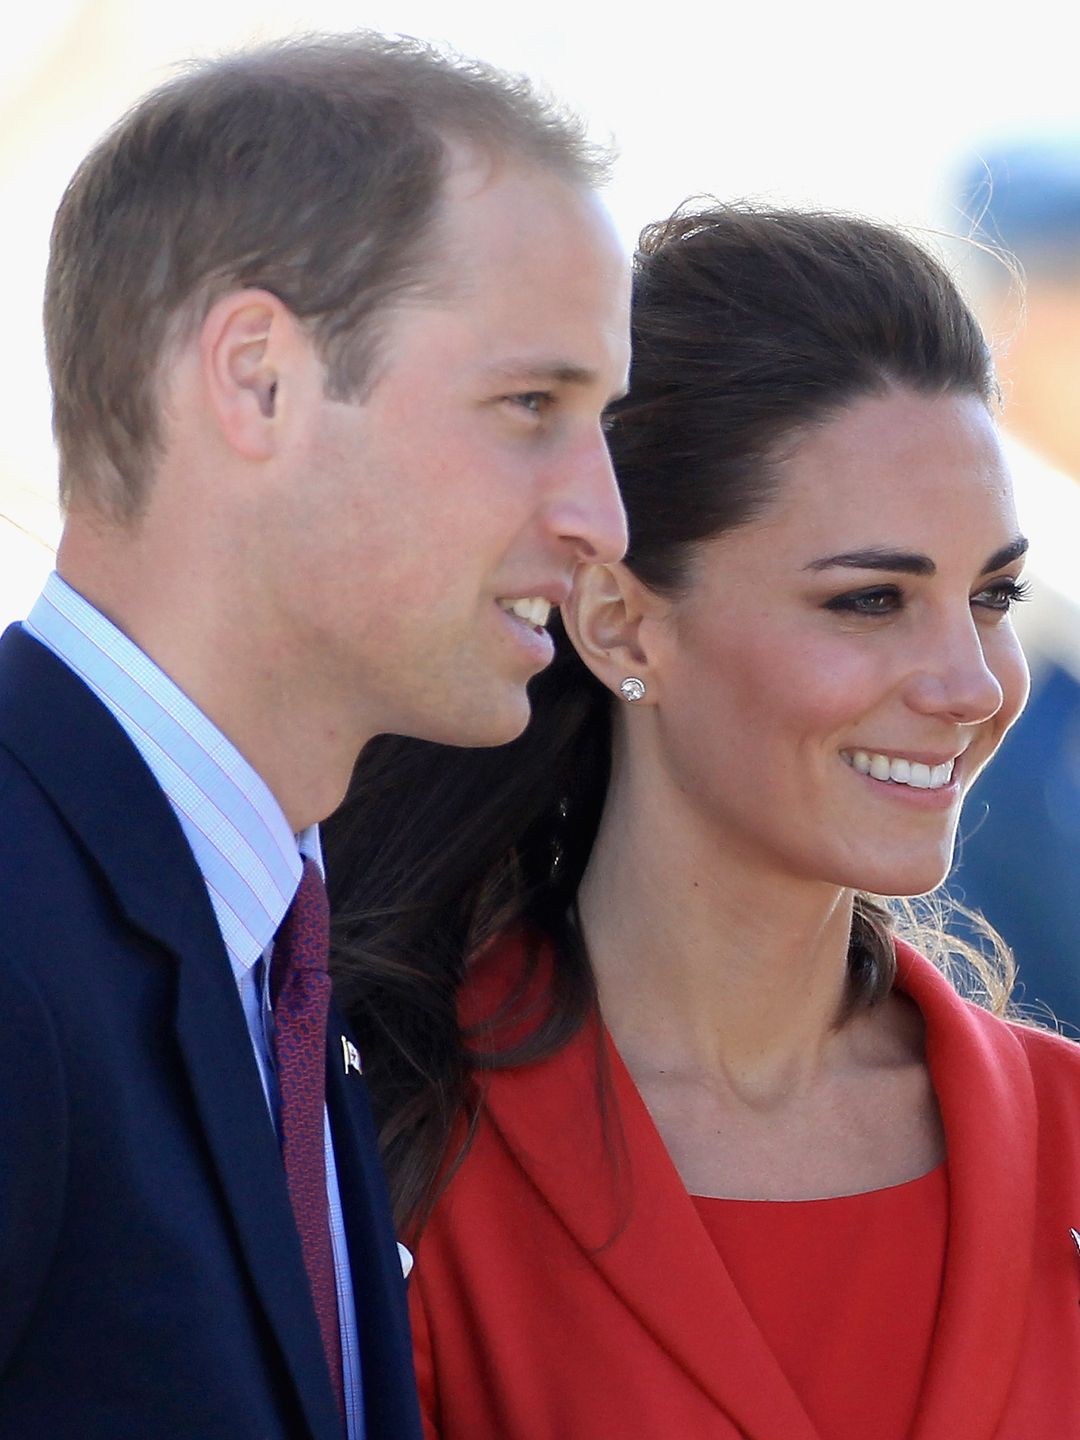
[56,529,368,832]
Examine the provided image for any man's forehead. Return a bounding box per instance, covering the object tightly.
[380,154,630,386]
[433,152,616,263]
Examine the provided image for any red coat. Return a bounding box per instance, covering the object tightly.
[409,935,1080,1438]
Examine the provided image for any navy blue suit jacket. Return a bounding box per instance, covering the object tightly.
[0,625,423,1440]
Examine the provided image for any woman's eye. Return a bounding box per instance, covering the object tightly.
[823,586,901,616]
[973,576,1031,613]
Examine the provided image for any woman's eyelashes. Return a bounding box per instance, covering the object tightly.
[823,584,902,616]
[972,576,1031,612]
[822,576,1031,618]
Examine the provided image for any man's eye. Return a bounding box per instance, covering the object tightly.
[507,391,552,415]
[823,586,902,616]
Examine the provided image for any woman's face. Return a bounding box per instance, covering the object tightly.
[636,387,1030,897]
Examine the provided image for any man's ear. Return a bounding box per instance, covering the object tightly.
[562,561,667,703]
[200,289,303,461]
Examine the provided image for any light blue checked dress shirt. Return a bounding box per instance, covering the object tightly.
[26,572,364,1438]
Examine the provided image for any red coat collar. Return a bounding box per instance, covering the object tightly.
[470,934,1038,1440]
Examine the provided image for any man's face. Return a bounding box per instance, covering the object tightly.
[271,157,631,749]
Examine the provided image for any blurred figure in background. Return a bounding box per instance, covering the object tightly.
[949,139,1080,1031]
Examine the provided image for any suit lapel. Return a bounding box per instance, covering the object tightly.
[0,628,341,1440]
[325,1004,423,1440]
[896,945,1036,1440]
[171,953,343,1440]
[480,1003,822,1440]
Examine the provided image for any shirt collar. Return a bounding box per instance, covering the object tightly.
[25,572,312,977]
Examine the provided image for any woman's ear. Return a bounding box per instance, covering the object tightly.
[562,561,667,702]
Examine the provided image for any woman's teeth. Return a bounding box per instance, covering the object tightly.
[499,597,552,628]
[846,750,954,790]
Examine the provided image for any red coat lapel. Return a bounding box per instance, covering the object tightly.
[895,943,1037,1440]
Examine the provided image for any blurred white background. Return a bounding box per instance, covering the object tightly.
[3,0,1079,621]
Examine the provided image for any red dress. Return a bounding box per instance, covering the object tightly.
[409,935,1080,1438]
[692,1166,948,1439]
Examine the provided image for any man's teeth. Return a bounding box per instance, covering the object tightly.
[499,597,552,628]
[846,750,954,790]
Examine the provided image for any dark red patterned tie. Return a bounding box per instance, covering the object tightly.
[271,857,345,1420]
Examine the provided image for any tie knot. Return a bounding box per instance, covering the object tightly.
[271,857,330,1001]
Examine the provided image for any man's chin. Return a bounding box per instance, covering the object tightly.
[458,704,532,750]
[404,692,532,751]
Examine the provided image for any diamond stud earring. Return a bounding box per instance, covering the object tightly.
[619,676,646,703]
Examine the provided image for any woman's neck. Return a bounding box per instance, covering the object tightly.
[577,757,860,1098]
[575,757,942,1200]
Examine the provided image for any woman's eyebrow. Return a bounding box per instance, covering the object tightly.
[980,536,1029,574]
[804,547,935,575]
[804,535,1029,577]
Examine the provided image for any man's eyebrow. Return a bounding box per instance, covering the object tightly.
[804,535,1029,577]
[484,360,598,388]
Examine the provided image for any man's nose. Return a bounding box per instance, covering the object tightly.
[545,430,628,566]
